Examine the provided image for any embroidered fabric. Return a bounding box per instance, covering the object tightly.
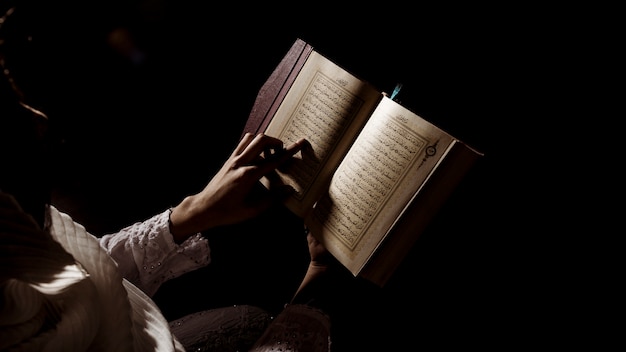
[99,209,211,296]
[250,304,331,352]
[169,305,273,352]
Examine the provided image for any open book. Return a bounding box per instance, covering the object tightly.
[243,39,483,286]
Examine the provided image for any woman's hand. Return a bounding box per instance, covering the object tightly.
[169,133,306,241]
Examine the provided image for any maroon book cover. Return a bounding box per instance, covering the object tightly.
[241,38,313,139]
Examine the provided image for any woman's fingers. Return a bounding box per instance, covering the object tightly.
[235,133,283,165]
[257,137,306,175]
[235,133,306,172]
[232,132,256,156]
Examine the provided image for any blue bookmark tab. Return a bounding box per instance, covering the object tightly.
[390,83,403,101]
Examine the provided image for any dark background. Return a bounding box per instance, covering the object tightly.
[5,0,614,350]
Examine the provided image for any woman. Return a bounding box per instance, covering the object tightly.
[0,3,341,351]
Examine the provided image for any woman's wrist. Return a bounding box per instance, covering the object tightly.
[169,195,211,243]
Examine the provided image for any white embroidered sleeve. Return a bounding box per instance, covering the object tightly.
[99,209,210,297]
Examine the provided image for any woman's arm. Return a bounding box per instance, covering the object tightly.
[99,133,306,297]
[99,209,209,297]
[168,132,305,239]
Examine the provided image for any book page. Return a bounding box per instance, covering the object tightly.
[305,96,457,276]
[262,51,382,217]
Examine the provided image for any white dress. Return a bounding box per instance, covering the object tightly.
[0,193,330,351]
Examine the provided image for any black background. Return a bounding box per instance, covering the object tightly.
[5,0,614,350]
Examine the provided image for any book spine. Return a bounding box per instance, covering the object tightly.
[241,39,313,139]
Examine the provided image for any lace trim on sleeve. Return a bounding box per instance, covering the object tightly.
[99,209,210,297]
